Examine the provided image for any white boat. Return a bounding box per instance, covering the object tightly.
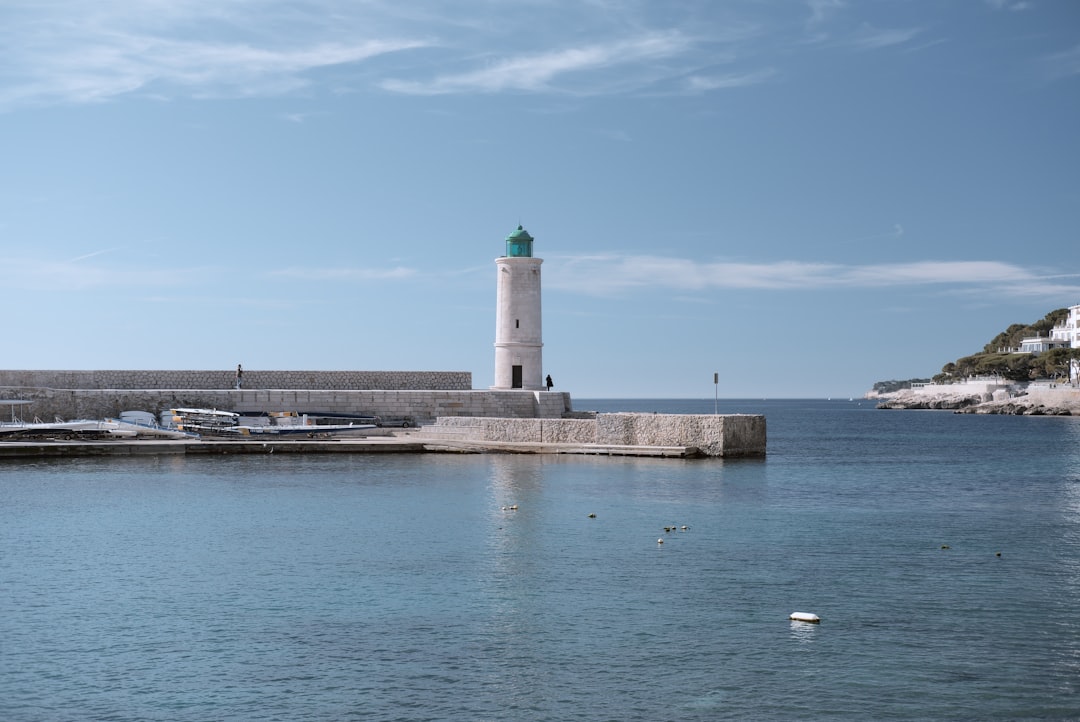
[0,401,194,440]
[231,412,375,437]
[228,422,376,438]
[0,400,122,439]
[169,408,240,434]
[0,418,183,440]
[170,408,375,438]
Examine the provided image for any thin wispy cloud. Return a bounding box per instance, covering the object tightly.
[0,1,786,108]
[545,254,1077,298]
[0,256,214,291]
[683,69,776,92]
[840,224,905,245]
[0,35,427,109]
[268,267,417,281]
[984,0,1032,10]
[380,32,690,95]
[801,4,927,52]
[66,248,121,263]
[0,253,417,291]
[281,110,329,124]
[596,128,633,142]
[1041,44,1080,80]
[0,0,428,110]
[849,24,922,51]
[0,0,1066,112]
[806,0,845,33]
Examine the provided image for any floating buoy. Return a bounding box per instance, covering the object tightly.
[680,525,688,531]
[941,545,950,550]
[509,505,518,510]
[657,538,664,544]
[588,513,596,518]
[996,551,1002,557]
[789,612,820,624]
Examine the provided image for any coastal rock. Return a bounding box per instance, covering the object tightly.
[875,391,983,410]
[873,384,1080,416]
[957,400,1077,416]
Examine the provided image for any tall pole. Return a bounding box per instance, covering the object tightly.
[713,372,718,414]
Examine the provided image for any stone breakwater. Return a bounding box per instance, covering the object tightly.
[0,369,768,457]
[423,413,766,458]
[873,385,1080,416]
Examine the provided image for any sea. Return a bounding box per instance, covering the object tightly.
[2,398,1079,721]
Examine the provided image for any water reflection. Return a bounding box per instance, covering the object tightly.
[479,457,553,706]
[483,455,547,598]
[789,619,819,644]
[1062,420,1080,516]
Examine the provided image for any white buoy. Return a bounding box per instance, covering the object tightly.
[789,612,820,624]
[657,538,664,544]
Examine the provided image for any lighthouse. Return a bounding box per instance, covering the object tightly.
[492,225,544,390]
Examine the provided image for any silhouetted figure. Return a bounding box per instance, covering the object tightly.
[235,364,243,390]
[545,374,553,391]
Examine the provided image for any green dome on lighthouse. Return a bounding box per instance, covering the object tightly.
[505,225,534,258]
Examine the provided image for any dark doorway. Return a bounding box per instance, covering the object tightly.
[512,365,523,389]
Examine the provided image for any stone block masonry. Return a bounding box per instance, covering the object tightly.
[428,413,766,458]
[0,370,471,391]
[0,382,573,425]
[0,370,479,421]
[0,370,767,457]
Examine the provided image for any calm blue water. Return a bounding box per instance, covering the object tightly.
[2,399,1079,721]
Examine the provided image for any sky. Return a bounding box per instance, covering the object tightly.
[1,0,1078,399]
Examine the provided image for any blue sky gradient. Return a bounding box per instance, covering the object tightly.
[2,0,1078,397]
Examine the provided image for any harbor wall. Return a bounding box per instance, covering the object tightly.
[428,413,766,458]
[0,370,768,455]
[0,387,573,424]
[0,370,471,391]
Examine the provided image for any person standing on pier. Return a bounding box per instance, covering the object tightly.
[235,364,243,390]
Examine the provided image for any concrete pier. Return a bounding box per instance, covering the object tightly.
[418,413,766,458]
[0,370,767,458]
[0,412,765,459]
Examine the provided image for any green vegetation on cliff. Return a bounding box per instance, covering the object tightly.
[873,308,1079,390]
[932,308,1079,383]
[872,379,931,394]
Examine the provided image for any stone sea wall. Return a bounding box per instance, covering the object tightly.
[429,413,767,458]
[0,370,471,391]
[0,387,573,423]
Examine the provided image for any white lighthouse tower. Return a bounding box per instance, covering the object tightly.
[492,225,544,390]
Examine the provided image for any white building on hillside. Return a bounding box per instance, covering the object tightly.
[1049,303,1080,384]
[1051,303,1080,348]
[1017,335,1068,354]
